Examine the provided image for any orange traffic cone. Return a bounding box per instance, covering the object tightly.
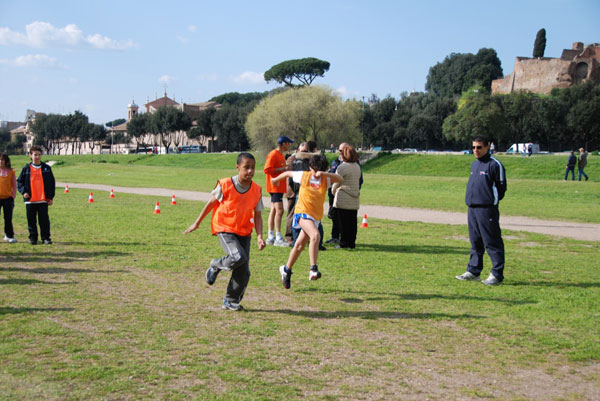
[361,214,369,228]
[171,194,177,205]
[109,188,115,198]
[64,184,69,193]
[153,202,161,214]
[88,192,94,203]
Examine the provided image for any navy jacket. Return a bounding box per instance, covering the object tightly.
[465,153,506,207]
[17,162,56,202]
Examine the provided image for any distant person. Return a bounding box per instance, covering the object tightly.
[527,143,533,157]
[17,145,56,245]
[272,154,343,289]
[564,150,576,181]
[183,153,265,311]
[264,136,293,246]
[489,142,495,155]
[456,136,507,286]
[331,145,362,249]
[0,153,17,243]
[578,147,589,181]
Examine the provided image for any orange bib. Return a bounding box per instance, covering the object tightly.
[211,178,262,237]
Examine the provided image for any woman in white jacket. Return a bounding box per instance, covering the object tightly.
[331,145,361,249]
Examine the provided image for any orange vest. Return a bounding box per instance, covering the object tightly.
[264,149,286,193]
[295,171,328,221]
[211,178,262,237]
[29,165,46,202]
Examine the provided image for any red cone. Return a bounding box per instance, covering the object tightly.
[171,194,177,205]
[88,192,94,203]
[153,202,161,214]
[64,185,69,193]
[361,214,369,228]
[109,188,115,198]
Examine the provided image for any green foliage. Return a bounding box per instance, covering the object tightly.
[533,28,547,58]
[425,48,503,97]
[264,57,330,87]
[105,118,126,128]
[245,85,361,153]
[149,106,192,152]
[210,91,267,106]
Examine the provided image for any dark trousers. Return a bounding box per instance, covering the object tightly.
[467,206,505,281]
[26,202,51,242]
[285,195,296,241]
[211,233,252,303]
[564,166,575,180]
[0,197,15,238]
[337,208,358,249]
[578,167,588,181]
[328,189,340,240]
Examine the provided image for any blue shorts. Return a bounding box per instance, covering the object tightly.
[270,193,284,203]
[293,213,319,229]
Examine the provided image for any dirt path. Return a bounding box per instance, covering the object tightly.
[58,182,600,242]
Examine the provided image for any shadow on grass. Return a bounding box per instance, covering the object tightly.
[3,267,127,274]
[249,308,484,320]
[60,241,144,246]
[0,278,76,285]
[0,307,74,315]
[299,288,535,305]
[1,250,130,264]
[506,281,600,289]
[356,243,464,254]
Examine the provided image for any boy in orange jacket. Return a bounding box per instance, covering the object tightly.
[184,153,266,310]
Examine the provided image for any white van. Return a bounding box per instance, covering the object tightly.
[507,143,540,154]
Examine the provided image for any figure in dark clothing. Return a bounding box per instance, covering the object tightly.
[564,151,577,181]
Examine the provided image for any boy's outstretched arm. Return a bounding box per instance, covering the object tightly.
[316,171,344,184]
[254,210,266,250]
[271,170,293,185]
[183,196,218,234]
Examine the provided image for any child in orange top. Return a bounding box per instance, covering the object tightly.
[184,153,266,311]
[0,153,17,243]
[272,154,343,289]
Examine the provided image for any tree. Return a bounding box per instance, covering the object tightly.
[213,104,249,152]
[67,110,89,154]
[0,129,11,152]
[105,118,126,128]
[127,113,150,152]
[210,92,267,106]
[563,81,600,150]
[533,28,547,58]
[150,106,191,153]
[245,85,361,153]
[264,57,330,87]
[425,48,503,97]
[88,123,107,154]
[192,107,218,152]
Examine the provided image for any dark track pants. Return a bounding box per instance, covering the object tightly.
[211,233,251,303]
[337,208,358,249]
[467,206,505,281]
[26,202,51,242]
[0,197,15,238]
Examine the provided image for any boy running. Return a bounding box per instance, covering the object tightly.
[184,153,266,310]
[272,154,343,289]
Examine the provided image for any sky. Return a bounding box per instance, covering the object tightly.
[1,0,599,125]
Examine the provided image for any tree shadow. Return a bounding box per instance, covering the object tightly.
[298,288,536,305]
[356,243,465,254]
[2,267,127,274]
[0,307,74,316]
[1,250,130,264]
[248,308,485,320]
[505,281,600,289]
[0,278,76,285]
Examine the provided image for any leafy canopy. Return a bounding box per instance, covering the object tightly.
[264,57,330,87]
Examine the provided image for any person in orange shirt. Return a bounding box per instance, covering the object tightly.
[184,153,266,311]
[0,153,18,243]
[272,154,343,289]
[17,146,55,245]
[263,136,293,247]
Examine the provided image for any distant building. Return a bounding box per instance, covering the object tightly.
[492,42,600,95]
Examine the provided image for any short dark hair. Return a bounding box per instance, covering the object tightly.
[237,152,255,164]
[30,145,43,154]
[0,153,11,168]
[305,140,318,153]
[472,136,489,146]
[309,154,329,172]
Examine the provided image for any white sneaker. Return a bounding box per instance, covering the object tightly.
[455,271,480,281]
[482,274,502,286]
[266,237,275,245]
[274,238,291,247]
[3,236,17,243]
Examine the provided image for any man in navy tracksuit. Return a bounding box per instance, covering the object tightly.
[456,136,507,286]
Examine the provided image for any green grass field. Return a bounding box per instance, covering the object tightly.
[9,152,599,223]
[1,185,599,400]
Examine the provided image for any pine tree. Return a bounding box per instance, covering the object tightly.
[533,28,547,58]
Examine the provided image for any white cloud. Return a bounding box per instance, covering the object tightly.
[176,35,189,44]
[196,73,218,81]
[0,53,65,69]
[158,75,176,85]
[187,25,197,33]
[0,21,136,50]
[232,71,264,84]
[335,86,359,99]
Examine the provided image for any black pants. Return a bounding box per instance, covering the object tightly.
[336,208,358,249]
[328,189,340,240]
[211,233,252,303]
[467,206,505,281]
[0,197,15,238]
[26,202,51,242]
